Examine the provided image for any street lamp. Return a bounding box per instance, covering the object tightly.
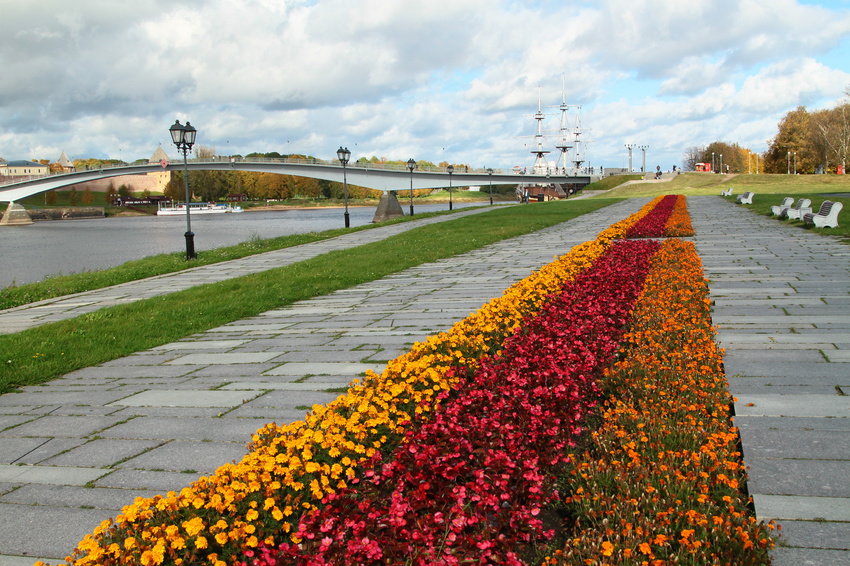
[787,151,791,175]
[794,151,797,175]
[169,119,198,260]
[336,146,351,227]
[625,144,636,172]
[406,158,416,216]
[711,152,715,173]
[447,164,454,210]
[719,154,723,176]
[487,168,494,205]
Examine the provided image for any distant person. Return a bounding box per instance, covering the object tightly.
[655,165,662,180]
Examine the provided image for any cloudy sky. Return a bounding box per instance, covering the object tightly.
[2,0,849,172]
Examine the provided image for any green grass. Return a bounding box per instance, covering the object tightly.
[0,199,619,394]
[0,208,473,309]
[597,172,850,198]
[594,172,850,241]
[722,191,850,241]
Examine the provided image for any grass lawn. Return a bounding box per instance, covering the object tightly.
[598,171,850,198]
[0,198,619,395]
[595,172,850,241]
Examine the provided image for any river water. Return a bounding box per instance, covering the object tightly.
[1,203,484,289]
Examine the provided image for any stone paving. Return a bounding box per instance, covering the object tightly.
[0,207,499,335]
[691,198,850,565]
[0,196,848,564]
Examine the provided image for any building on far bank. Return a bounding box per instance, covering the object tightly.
[56,151,75,173]
[0,160,49,178]
[70,146,173,194]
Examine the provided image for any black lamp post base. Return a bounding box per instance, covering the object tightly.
[409,205,414,216]
[185,231,196,260]
[344,212,350,228]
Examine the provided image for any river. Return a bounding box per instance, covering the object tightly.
[0,203,486,289]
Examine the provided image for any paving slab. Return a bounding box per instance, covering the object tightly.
[109,389,264,408]
[691,196,850,563]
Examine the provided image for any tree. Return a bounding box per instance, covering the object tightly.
[682,146,705,171]
[763,106,811,173]
[810,101,850,173]
[45,190,58,205]
[105,182,118,204]
[81,187,95,205]
[68,187,79,206]
[164,174,185,202]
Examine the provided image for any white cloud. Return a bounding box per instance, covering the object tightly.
[1,0,849,170]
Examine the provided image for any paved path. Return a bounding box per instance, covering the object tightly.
[692,198,850,565]
[0,207,503,335]
[0,196,847,564]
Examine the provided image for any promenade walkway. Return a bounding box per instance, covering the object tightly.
[0,196,847,565]
[692,200,850,565]
[0,207,500,335]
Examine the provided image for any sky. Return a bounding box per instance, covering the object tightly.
[2,0,850,172]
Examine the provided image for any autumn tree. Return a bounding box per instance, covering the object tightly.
[190,146,229,200]
[81,187,95,205]
[105,182,118,204]
[763,106,812,173]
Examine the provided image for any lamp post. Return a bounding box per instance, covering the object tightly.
[406,158,416,216]
[626,144,636,172]
[487,168,494,205]
[711,152,715,173]
[169,119,197,260]
[719,154,723,175]
[336,146,351,227]
[639,145,648,173]
[787,151,791,175]
[447,164,454,210]
[794,152,797,175]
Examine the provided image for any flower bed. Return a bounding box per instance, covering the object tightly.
[253,239,662,565]
[546,239,775,564]
[47,196,764,566]
[51,206,651,566]
[624,195,694,239]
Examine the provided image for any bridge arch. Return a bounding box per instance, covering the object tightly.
[1,158,593,203]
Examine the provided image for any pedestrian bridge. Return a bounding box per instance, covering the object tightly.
[0,157,594,203]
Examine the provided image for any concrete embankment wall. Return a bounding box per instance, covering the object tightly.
[0,206,105,223]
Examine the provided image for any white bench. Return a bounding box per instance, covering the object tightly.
[785,198,812,220]
[720,188,733,196]
[736,191,754,204]
[803,201,843,228]
[770,197,795,216]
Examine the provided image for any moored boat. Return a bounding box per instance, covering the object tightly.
[157,202,243,216]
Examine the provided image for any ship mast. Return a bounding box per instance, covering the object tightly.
[554,75,573,175]
[572,106,585,171]
[530,87,550,174]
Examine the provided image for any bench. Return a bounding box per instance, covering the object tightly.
[720,188,733,196]
[803,201,843,228]
[736,191,754,204]
[785,198,812,220]
[770,197,795,216]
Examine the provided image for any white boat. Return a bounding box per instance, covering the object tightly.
[157,202,243,216]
